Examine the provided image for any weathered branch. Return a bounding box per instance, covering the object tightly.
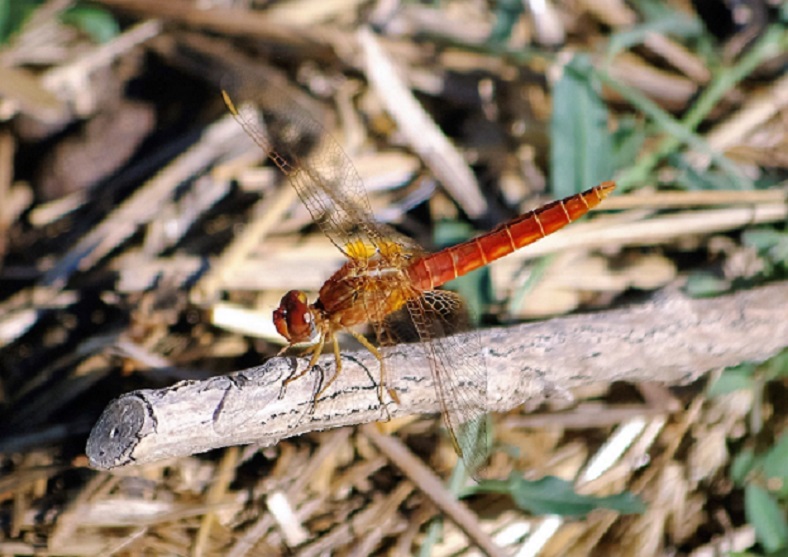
[87,282,788,470]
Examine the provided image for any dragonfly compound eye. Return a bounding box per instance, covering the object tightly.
[273,290,314,344]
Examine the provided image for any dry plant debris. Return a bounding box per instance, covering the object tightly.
[0,1,787,555]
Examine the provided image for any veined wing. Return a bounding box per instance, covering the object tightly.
[221,72,420,258]
[403,290,490,477]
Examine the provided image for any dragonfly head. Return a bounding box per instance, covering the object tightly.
[273,290,318,344]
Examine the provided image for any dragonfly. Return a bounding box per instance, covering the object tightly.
[222,73,615,476]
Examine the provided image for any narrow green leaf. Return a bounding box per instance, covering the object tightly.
[761,434,788,498]
[743,229,784,251]
[61,5,119,43]
[454,415,493,481]
[707,364,756,397]
[743,229,788,271]
[730,448,757,486]
[610,116,646,173]
[672,156,741,190]
[684,272,730,298]
[487,0,525,45]
[506,254,553,316]
[763,351,788,380]
[476,475,645,516]
[0,0,9,42]
[550,55,614,199]
[607,13,702,57]
[745,484,788,553]
[0,0,39,44]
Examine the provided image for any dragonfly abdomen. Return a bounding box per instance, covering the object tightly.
[407,182,615,290]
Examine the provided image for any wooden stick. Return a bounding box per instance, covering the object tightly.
[87,281,788,470]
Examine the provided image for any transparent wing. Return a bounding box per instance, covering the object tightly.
[402,290,491,478]
[221,72,420,258]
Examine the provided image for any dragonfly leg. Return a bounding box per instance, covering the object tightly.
[281,334,326,398]
[349,331,400,406]
[314,336,344,400]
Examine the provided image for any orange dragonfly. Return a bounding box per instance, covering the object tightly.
[222,74,614,476]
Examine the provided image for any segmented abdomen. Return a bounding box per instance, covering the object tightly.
[407,181,615,290]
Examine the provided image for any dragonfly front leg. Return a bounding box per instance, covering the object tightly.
[280,334,326,399]
[314,335,344,400]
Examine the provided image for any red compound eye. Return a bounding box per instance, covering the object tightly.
[273,290,314,343]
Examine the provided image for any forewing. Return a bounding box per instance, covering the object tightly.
[404,291,490,477]
[221,73,419,257]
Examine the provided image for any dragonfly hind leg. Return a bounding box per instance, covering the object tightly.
[348,330,400,406]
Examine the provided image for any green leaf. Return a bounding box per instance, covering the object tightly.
[707,364,756,397]
[743,229,784,251]
[761,434,788,498]
[61,5,119,43]
[0,0,39,43]
[456,415,493,480]
[0,1,118,44]
[550,55,614,199]
[475,474,645,516]
[730,448,757,486]
[607,13,702,57]
[632,0,685,22]
[684,272,730,298]
[487,0,525,45]
[763,351,788,381]
[0,0,9,42]
[506,253,553,316]
[610,116,646,173]
[743,229,788,272]
[672,155,742,190]
[745,484,788,553]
